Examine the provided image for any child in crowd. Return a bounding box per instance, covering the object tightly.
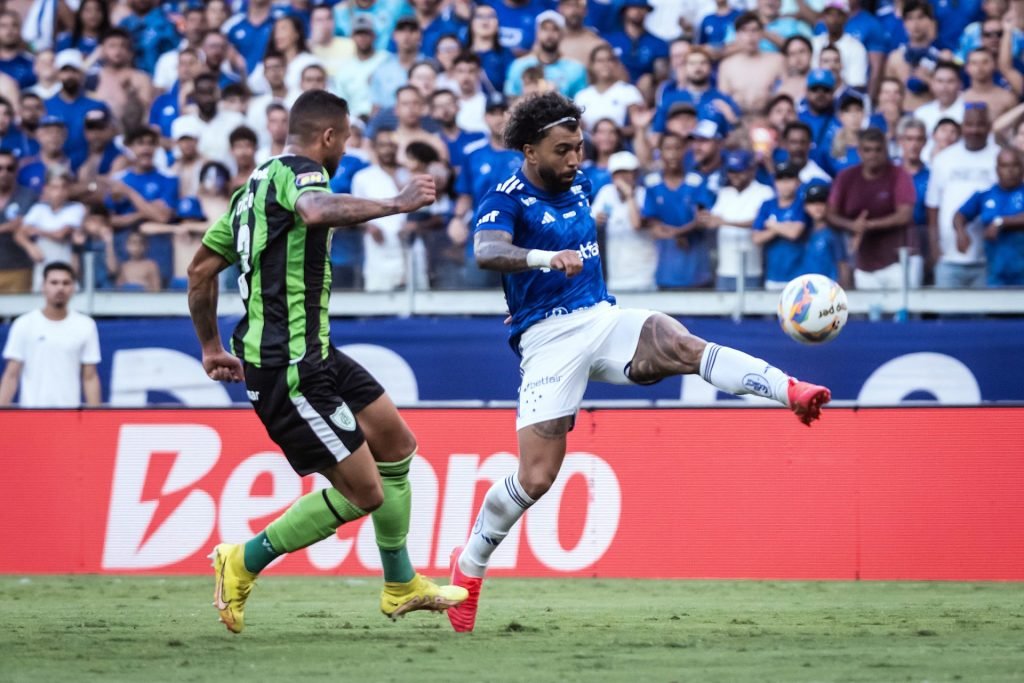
[801,183,851,287]
[116,231,161,291]
[753,161,808,290]
[930,117,962,162]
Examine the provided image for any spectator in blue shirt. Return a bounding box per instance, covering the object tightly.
[45,50,107,170]
[334,0,412,53]
[606,0,668,99]
[0,10,35,90]
[106,128,178,286]
[753,161,809,289]
[0,98,36,161]
[642,132,715,289]
[799,69,839,151]
[823,94,865,176]
[17,116,73,194]
[55,0,111,55]
[685,118,727,200]
[429,89,486,174]
[896,116,930,259]
[222,0,277,74]
[467,3,516,92]
[954,148,1024,286]
[118,0,180,74]
[494,0,547,55]
[698,0,742,53]
[409,0,466,57]
[654,46,742,134]
[505,11,587,98]
[801,182,849,284]
[932,0,984,52]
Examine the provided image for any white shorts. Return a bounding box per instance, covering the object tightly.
[516,302,655,431]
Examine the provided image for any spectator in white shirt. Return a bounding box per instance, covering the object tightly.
[0,261,101,407]
[812,0,869,90]
[593,151,657,291]
[17,173,86,292]
[574,44,644,132]
[173,73,247,168]
[914,61,966,161]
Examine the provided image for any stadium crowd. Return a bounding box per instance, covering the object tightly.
[0,0,1022,293]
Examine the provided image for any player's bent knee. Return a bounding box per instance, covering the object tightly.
[347,482,385,512]
[518,470,557,500]
[675,334,706,374]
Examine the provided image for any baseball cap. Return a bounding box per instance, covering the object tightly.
[804,182,830,203]
[535,9,566,29]
[619,0,652,10]
[171,116,204,140]
[807,68,836,89]
[608,150,640,174]
[689,118,723,140]
[394,15,419,30]
[39,115,66,129]
[774,160,800,180]
[667,101,698,118]
[724,149,754,172]
[55,49,85,71]
[351,15,376,34]
[485,91,509,113]
[823,0,850,11]
[84,109,111,128]
[177,196,207,221]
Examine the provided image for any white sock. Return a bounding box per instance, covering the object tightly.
[459,474,535,578]
[699,343,792,406]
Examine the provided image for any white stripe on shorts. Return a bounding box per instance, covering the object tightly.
[290,395,351,462]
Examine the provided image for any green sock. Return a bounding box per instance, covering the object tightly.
[246,488,366,574]
[372,454,415,583]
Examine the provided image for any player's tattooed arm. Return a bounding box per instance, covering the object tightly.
[296,175,436,229]
[475,230,584,277]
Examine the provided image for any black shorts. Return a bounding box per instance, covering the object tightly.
[244,347,386,476]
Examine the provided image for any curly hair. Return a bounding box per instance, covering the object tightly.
[503,92,583,151]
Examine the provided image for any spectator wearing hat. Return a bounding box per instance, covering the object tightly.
[574,44,644,132]
[926,101,998,287]
[106,127,178,286]
[883,0,945,112]
[718,12,785,114]
[171,73,247,169]
[557,0,605,68]
[429,89,486,173]
[45,50,107,170]
[118,0,181,75]
[753,160,809,289]
[408,0,466,57]
[654,46,741,137]
[168,117,206,199]
[0,10,35,90]
[776,121,832,184]
[702,149,776,290]
[505,10,588,99]
[799,69,840,150]
[811,0,869,92]
[0,149,40,293]
[828,127,920,290]
[685,118,727,200]
[17,116,73,194]
[801,182,850,284]
[494,0,548,55]
[661,101,700,140]
[369,16,426,111]
[954,147,1024,286]
[467,3,516,93]
[642,132,715,290]
[152,6,207,92]
[94,28,155,131]
[335,15,390,119]
[448,93,519,288]
[0,97,37,161]
[913,61,965,160]
[593,150,657,291]
[77,109,127,200]
[606,0,668,101]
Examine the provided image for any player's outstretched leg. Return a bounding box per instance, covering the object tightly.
[628,313,831,425]
[210,449,378,633]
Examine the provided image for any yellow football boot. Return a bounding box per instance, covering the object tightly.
[210,543,257,634]
[380,573,469,621]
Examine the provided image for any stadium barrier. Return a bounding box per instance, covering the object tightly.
[2,408,1021,580]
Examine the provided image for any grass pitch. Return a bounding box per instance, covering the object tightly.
[2,576,1022,683]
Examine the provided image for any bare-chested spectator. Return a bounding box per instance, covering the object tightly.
[718,12,785,115]
[962,49,1017,120]
[93,28,154,131]
[557,0,605,67]
[884,0,945,112]
[393,84,447,165]
[775,35,813,103]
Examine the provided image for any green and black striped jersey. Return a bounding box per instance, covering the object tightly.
[202,154,333,368]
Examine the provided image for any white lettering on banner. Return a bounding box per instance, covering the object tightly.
[857,353,982,405]
[526,453,621,572]
[102,425,219,569]
[218,453,301,543]
[110,349,231,407]
[435,453,522,568]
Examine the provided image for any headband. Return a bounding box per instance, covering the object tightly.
[538,116,578,133]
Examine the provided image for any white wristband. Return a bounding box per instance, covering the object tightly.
[526,249,557,269]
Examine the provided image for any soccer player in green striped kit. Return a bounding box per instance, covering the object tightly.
[187,90,466,633]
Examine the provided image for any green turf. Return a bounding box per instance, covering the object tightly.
[1,576,1022,683]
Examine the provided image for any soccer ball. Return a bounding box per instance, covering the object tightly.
[777,274,848,344]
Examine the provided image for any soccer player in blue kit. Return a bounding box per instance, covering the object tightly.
[446,93,832,633]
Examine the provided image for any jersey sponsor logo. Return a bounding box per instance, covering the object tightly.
[477,210,500,227]
[246,390,260,402]
[330,403,357,431]
[295,171,326,188]
[542,212,556,225]
[576,240,600,261]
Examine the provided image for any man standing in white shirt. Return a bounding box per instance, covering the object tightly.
[812,0,869,91]
[926,102,999,287]
[0,261,101,407]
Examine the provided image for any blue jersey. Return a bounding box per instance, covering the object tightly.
[45,93,107,169]
[119,7,180,73]
[642,176,715,288]
[455,141,523,203]
[0,54,35,89]
[753,198,809,282]
[801,225,847,282]
[931,0,984,51]
[495,0,548,52]
[223,11,284,72]
[443,129,486,173]
[581,162,611,196]
[698,10,740,47]
[958,184,1024,286]
[473,169,614,348]
[606,30,669,82]
[107,169,179,284]
[814,10,887,53]
[653,85,741,134]
[477,46,516,92]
